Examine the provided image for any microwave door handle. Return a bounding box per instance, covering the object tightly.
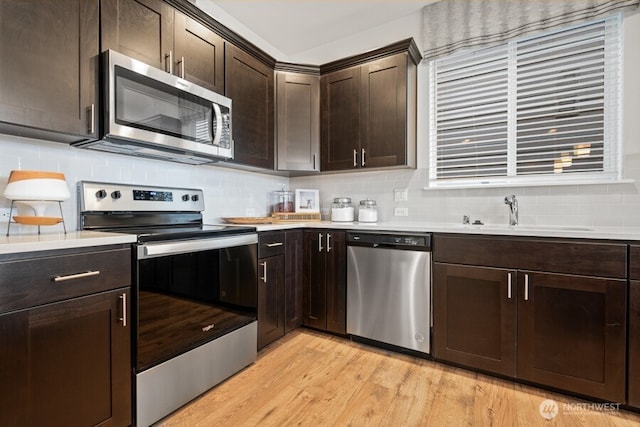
[212,103,222,147]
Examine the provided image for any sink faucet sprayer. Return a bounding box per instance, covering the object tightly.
[504,195,518,226]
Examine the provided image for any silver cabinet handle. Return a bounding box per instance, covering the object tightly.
[361,148,366,167]
[266,242,283,248]
[53,270,100,282]
[318,232,324,252]
[353,149,358,167]
[119,293,127,327]
[524,273,529,301]
[259,261,267,283]
[507,272,512,299]
[313,153,317,170]
[327,233,332,252]
[88,104,95,134]
[179,56,185,78]
[165,51,173,74]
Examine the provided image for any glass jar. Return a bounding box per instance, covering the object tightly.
[272,189,294,213]
[331,197,354,222]
[358,199,378,223]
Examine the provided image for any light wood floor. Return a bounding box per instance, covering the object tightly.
[156,329,640,426]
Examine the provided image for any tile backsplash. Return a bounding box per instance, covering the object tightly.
[0,135,287,233]
[2,134,640,234]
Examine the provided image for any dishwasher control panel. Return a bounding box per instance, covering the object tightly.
[347,231,431,250]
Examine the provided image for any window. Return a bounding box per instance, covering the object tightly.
[428,15,622,188]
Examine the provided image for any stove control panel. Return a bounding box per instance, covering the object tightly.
[79,181,205,212]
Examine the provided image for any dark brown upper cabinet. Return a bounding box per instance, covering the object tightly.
[225,44,275,169]
[276,69,321,172]
[173,10,225,94]
[321,67,361,171]
[102,0,224,93]
[320,39,420,172]
[101,0,174,71]
[0,0,99,143]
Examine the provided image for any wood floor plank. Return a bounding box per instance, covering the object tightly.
[156,329,640,427]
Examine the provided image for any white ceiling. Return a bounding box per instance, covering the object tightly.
[196,1,436,62]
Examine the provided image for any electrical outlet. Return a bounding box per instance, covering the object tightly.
[394,188,408,202]
[245,208,256,217]
[0,208,11,219]
[394,207,409,217]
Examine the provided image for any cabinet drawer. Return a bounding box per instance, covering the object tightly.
[259,232,286,258]
[0,247,131,313]
[433,234,626,279]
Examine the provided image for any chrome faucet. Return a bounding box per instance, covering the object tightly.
[504,195,518,226]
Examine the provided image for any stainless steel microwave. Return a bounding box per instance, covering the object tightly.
[75,50,233,165]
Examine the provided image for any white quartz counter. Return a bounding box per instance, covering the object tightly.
[3,221,640,256]
[0,230,137,255]
[228,221,640,241]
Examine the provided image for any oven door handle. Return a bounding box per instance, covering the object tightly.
[138,233,258,259]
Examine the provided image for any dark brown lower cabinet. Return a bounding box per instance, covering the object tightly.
[257,230,304,349]
[257,253,285,349]
[629,280,640,408]
[284,230,304,332]
[517,271,626,403]
[303,230,346,335]
[432,263,516,377]
[433,261,626,403]
[257,232,285,349]
[0,288,131,427]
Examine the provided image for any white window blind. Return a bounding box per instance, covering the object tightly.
[429,15,622,187]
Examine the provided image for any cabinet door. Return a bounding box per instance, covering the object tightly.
[225,44,275,169]
[258,255,285,349]
[325,231,346,335]
[174,11,225,94]
[320,67,361,171]
[517,271,626,402]
[303,231,327,330]
[101,0,174,71]
[360,54,407,168]
[0,0,99,142]
[630,280,640,408]
[0,289,131,427]
[432,263,516,377]
[285,230,304,332]
[276,72,320,171]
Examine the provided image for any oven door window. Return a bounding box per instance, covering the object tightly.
[136,245,257,371]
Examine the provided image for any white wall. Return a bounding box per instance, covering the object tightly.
[292,8,640,230]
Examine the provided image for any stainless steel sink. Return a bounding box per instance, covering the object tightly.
[455,224,594,232]
[510,225,594,232]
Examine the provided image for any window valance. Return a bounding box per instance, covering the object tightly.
[421,0,639,59]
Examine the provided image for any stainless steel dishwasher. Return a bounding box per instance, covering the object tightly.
[347,231,431,355]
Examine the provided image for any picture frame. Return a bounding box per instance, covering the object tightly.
[295,189,320,213]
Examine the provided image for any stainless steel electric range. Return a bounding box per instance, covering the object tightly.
[78,181,258,427]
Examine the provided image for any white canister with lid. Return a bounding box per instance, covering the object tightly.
[358,199,378,223]
[331,197,354,222]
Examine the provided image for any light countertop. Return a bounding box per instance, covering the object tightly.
[227,221,640,242]
[0,230,137,255]
[2,221,639,256]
